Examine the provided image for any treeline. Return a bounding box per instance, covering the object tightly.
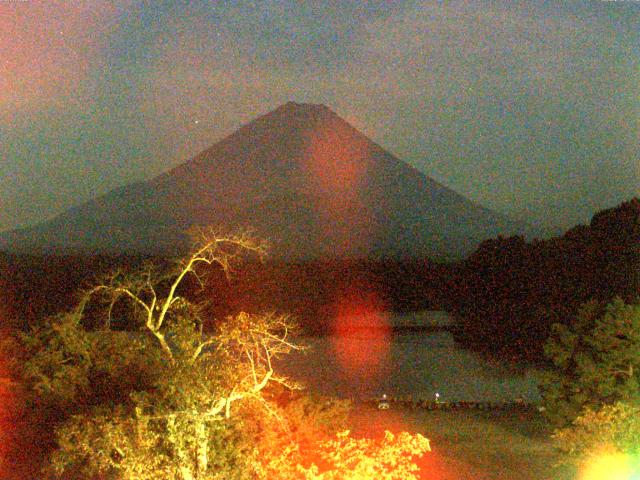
[448,197,640,363]
[0,253,159,330]
[202,258,450,334]
[0,251,449,333]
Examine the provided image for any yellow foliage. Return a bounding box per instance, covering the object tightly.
[259,429,430,479]
[578,448,639,480]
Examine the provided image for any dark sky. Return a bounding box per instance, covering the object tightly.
[2,0,638,233]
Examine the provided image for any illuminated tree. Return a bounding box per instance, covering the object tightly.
[18,228,304,479]
[15,228,433,479]
[553,402,640,459]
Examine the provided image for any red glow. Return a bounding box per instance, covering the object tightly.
[302,117,370,204]
[349,407,455,480]
[0,329,14,477]
[0,273,16,476]
[330,288,391,379]
[300,116,376,256]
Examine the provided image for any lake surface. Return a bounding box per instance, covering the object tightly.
[276,312,540,403]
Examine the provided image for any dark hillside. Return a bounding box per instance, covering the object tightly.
[449,198,640,362]
[0,254,157,329]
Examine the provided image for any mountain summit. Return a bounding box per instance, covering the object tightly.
[1,102,534,259]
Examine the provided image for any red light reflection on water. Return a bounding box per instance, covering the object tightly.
[330,288,391,380]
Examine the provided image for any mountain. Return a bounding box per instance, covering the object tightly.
[0,102,538,260]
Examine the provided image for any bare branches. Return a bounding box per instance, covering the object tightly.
[213,311,305,417]
[155,228,267,333]
[188,339,217,365]
[69,228,302,419]
[75,229,269,365]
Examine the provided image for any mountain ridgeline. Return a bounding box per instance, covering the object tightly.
[0,102,535,260]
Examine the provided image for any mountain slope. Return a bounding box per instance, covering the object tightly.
[1,102,536,259]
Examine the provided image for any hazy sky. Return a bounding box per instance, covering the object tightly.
[2,0,638,233]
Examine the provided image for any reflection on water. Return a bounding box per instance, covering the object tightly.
[277,313,540,403]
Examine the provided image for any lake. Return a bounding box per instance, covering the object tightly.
[276,311,541,403]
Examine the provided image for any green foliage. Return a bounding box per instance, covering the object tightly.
[12,231,308,479]
[14,312,156,417]
[19,312,93,409]
[540,298,640,426]
[553,402,640,460]
[48,404,255,480]
[37,310,299,479]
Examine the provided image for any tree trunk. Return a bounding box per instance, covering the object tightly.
[196,420,208,476]
[180,466,195,480]
[168,415,195,480]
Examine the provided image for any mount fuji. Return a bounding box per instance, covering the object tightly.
[1,102,536,259]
